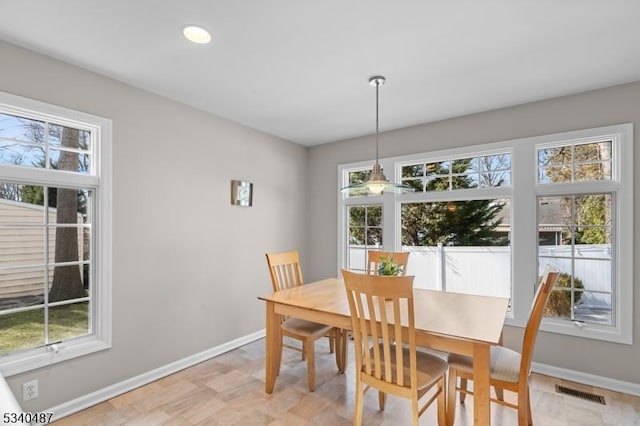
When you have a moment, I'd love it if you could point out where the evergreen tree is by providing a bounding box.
[401,159,508,247]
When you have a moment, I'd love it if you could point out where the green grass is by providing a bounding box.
[0,303,89,354]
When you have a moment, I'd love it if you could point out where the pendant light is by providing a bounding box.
[340,76,415,196]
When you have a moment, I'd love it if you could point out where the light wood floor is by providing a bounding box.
[53,338,640,425]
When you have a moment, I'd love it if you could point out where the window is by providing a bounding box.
[347,204,382,272]
[0,91,112,375]
[400,199,511,298]
[535,135,627,337]
[338,124,632,344]
[538,194,612,325]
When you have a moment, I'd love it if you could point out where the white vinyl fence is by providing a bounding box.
[349,244,612,308]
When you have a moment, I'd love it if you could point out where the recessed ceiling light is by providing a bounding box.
[183,25,211,44]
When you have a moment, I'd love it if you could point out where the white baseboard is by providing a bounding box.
[46,329,266,423]
[532,361,640,397]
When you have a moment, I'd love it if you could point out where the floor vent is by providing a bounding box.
[555,385,606,405]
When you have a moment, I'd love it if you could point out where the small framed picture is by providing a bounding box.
[231,180,253,207]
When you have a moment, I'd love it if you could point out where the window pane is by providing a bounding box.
[574,193,611,242]
[574,141,611,161]
[367,227,382,246]
[0,143,45,168]
[402,164,423,178]
[574,162,611,182]
[539,196,571,226]
[349,206,365,227]
[574,291,612,324]
[545,288,573,320]
[402,178,423,191]
[0,113,45,144]
[48,301,90,342]
[539,165,572,183]
[48,227,86,264]
[0,227,46,268]
[48,265,88,303]
[346,169,371,198]
[349,227,364,245]
[349,170,368,185]
[426,176,450,191]
[426,161,449,176]
[451,174,474,189]
[49,150,90,174]
[479,172,510,187]
[453,158,476,174]
[538,146,572,165]
[47,188,90,221]
[0,267,46,311]
[0,308,45,355]
[367,205,382,227]
[574,259,611,293]
[481,154,511,172]
[48,124,91,151]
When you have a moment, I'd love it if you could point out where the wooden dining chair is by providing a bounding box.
[366,250,410,275]
[265,250,339,391]
[342,269,448,426]
[446,265,560,426]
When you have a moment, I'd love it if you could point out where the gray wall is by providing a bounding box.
[1,40,309,410]
[307,81,640,384]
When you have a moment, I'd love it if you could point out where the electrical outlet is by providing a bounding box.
[22,379,38,401]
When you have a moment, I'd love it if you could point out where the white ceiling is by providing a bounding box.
[1,1,640,146]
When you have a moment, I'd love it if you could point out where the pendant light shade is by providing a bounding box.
[340,76,415,196]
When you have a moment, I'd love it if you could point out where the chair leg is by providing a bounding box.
[517,386,529,426]
[305,338,315,392]
[411,397,420,426]
[459,378,468,403]
[447,369,458,426]
[354,377,364,426]
[378,391,386,411]
[301,341,306,361]
[329,331,335,354]
[336,329,348,373]
[437,377,446,426]
[527,389,533,426]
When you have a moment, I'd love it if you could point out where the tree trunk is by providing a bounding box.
[48,127,86,302]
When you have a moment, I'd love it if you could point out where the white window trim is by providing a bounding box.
[0,91,112,376]
[337,123,633,344]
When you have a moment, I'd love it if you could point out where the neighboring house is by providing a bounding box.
[0,199,83,299]
[494,198,564,245]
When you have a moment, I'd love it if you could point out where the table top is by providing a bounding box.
[259,277,509,345]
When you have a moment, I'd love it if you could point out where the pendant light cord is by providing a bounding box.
[375,80,379,165]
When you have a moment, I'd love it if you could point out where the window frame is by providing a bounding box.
[0,91,112,376]
[337,123,633,344]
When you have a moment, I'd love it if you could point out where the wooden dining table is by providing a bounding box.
[258,277,509,426]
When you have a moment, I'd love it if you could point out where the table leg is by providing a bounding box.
[335,328,348,373]
[472,343,491,426]
[265,301,282,394]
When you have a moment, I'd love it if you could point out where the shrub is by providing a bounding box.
[544,272,584,317]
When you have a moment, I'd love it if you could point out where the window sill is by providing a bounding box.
[0,336,111,377]
[504,316,631,345]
